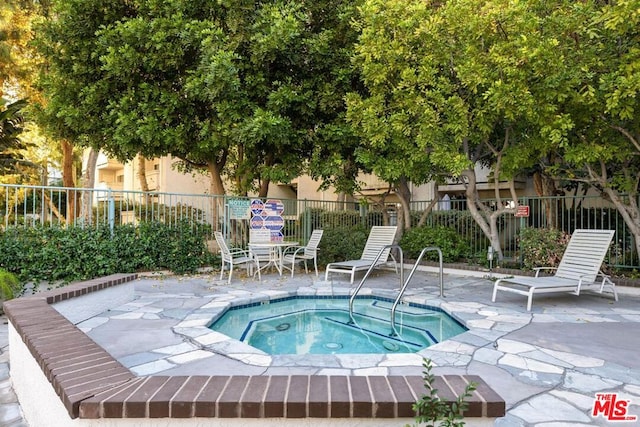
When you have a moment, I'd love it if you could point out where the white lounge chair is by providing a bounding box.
[324,225,398,284]
[492,229,618,311]
[214,231,260,284]
[282,229,324,277]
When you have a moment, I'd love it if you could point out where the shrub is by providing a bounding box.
[0,221,213,288]
[318,226,370,266]
[0,268,21,301]
[320,210,361,229]
[400,226,471,263]
[519,227,570,270]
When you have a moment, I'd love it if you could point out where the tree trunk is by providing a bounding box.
[80,147,98,224]
[533,171,558,228]
[258,178,270,198]
[462,169,497,251]
[587,164,640,263]
[604,187,640,260]
[207,159,226,227]
[417,182,439,227]
[61,139,77,224]
[395,177,412,232]
[136,154,151,205]
[461,168,510,260]
[137,155,150,192]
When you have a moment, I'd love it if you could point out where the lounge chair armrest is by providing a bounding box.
[585,270,613,284]
[533,267,557,277]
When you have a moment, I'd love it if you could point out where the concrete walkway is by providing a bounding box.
[3,268,640,426]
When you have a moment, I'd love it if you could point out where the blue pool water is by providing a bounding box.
[208,297,466,355]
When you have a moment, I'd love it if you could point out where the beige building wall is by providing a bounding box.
[91,152,538,205]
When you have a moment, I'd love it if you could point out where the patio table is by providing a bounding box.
[248,241,299,276]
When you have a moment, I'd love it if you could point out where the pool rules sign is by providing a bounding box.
[250,199,285,242]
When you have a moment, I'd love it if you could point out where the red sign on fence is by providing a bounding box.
[514,205,530,217]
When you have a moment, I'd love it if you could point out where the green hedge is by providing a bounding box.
[0,221,215,289]
[399,225,471,262]
[318,226,371,266]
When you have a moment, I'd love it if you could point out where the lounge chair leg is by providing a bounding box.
[492,280,500,302]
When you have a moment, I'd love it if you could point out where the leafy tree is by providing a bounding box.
[35,0,363,198]
[348,0,608,258]
[0,98,29,175]
[554,0,640,258]
[1,0,61,186]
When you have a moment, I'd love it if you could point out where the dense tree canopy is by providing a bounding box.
[349,0,640,256]
[35,0,363,196]
[16,0,640,258]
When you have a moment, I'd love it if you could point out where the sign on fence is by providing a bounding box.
[228,198,251,220]
[514,205,530,217]
[250,198,285,242]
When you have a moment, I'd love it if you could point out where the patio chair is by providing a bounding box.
[281,229,324,277]
[324,226,398,284]
[214,231,260,284]
[249,229,276,273]
[492,229,618,311]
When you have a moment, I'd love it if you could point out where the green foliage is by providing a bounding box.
[0,268,21,301]
[317,226,370,266]
[400,226,471,263]
[320,210,361,229]
[35,0,364,196]
[409,359,476,427]
[413,210,487,244]
[0,221,214,288]
[0,98,30,175]
[519,227,570,270]
[299,208,386,232]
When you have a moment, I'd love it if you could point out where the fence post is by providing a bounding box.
[518,196,528,268]
[108,189,115,237]
[303,199,310,240]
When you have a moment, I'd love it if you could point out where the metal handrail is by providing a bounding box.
[348,244,404,324]
[390,246,443,334]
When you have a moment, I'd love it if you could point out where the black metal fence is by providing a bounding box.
[1,184,637,270]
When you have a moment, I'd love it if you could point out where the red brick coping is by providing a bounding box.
[3,273,505,420]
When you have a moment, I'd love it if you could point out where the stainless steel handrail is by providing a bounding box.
[390,246,443,334]
[348,244,404,324]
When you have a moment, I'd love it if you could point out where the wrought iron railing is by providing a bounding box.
[1,184,637,269]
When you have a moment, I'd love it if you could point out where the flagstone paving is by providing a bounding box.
[2,267,640,426]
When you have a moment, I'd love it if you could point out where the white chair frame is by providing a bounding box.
[214,231,260,284]
[282,229,324,277]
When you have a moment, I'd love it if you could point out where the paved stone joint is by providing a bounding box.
[3,274,505,421]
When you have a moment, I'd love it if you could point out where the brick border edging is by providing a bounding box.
[3,274,505,420]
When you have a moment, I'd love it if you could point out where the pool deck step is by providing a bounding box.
[3,274,505,421]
